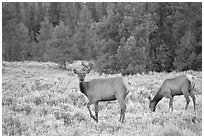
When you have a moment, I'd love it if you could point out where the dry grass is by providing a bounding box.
[2,61,202,136]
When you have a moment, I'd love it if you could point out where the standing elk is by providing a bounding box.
[148,74,196,112]
[73,62,129,123]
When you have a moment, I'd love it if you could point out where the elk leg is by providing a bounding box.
[183,92,190,110]
[94,102,99,122]
[164,89,173,112]
[119,108,124,123]
[169,95,173,113]
[121,104,126,123]
[119,109,122,122]
[117,98,126,123]
[189,91,196,112]
[87,100,97,121]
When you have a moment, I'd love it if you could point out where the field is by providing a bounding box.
[2,61,202,136]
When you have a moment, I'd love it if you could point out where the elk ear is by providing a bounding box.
[86,69,91,74]
[148,96,151,101]
[73,69,78,74]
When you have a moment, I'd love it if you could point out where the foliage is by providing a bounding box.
[35,17,53,61]
[148,3,201,72]
[73,4,94,60]
[3,21,30,61]
[2,2,202,73]
[117,36,147,74]
[48,2,61,27]
[47,21,73,69]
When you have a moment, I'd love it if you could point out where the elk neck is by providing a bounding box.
[79,81,89,96]
[152,90,163,105]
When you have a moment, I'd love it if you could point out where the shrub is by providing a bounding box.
[2,115,29,136]
[33,97,43,106]
[2,97,14,106]
[153,122,186,136]
[72,112,87,122]
[23,105,32,115]
[157,127,183,136]
[68,93,87,108]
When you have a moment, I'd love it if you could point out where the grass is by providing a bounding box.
[2,61,202,136]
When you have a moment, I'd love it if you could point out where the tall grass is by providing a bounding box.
[2,61,202,136]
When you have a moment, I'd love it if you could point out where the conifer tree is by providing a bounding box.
[73,4,93,60]
[47,21,73,69]
[36,17,53,61]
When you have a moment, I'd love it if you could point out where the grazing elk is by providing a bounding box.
[148,74,196,112]
[73,63,129,123]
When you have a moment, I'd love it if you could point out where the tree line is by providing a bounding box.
[2,2,202,73]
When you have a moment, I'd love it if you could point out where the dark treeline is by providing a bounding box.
[2,2,202,73]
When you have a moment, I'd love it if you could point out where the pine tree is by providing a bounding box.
[36,17,53,61]
[47,21,73,69]
[37,17,53,42]
[73,4,93,60]
[172,3,202,71]
[3,3,30,61]
[15,23,30,60]
[48,2,61,27]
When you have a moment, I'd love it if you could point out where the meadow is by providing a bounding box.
[2,61,202,136]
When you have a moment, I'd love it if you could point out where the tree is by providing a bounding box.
[117,36,147,74]
[16,23,30,60]
[60,3,74,33]
[2,3,30,61]
[3,22,30,61]
[148,2,202,72]
[172,3,202,71]
[48,2,61,27]
[94,3,124,73]
[148,3,176,72]
[47,21,73,69]
[73,4,94,60]
[37,17,53,42]
[34,3,46,37]
[36,17,53,61]
[173,31,200,71]
[96,3,124,44]
[95,3,156,74]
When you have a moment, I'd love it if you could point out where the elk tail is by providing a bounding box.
[122,78,130,96]
[186,74,196,89]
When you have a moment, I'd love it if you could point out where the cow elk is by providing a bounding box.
[148,74,196,113]
[73,62,129,123]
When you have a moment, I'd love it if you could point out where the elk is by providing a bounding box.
[148,74,196,112]
[73,63,129,123]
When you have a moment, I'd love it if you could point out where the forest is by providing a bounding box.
[2,2,202,74]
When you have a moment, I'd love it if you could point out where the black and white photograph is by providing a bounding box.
[2,1,202,136]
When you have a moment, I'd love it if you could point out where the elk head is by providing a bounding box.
[73,62,91,81]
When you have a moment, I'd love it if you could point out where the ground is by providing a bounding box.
[2,61,202,136]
